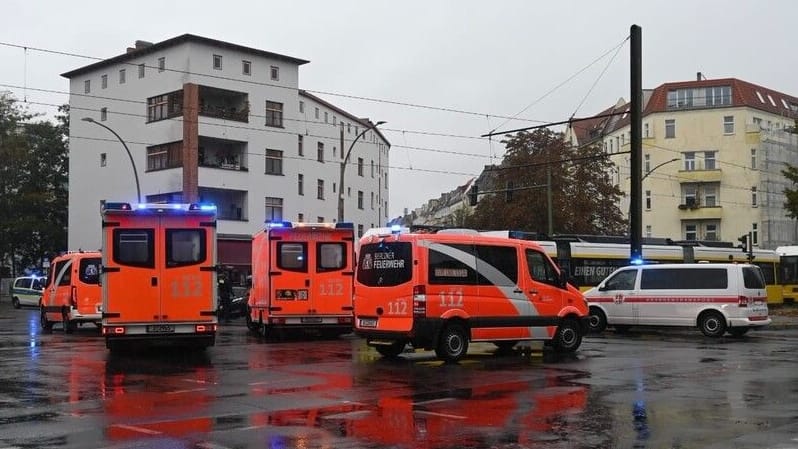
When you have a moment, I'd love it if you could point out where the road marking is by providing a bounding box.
[166,388,208,395]
[248,378,295,386]
[110,424,161,435]
[414,410,467,419]
[413,398,455,406]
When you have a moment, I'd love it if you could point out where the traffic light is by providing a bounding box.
[737,234,748,253]
[469,184,479,206]
[506,181,514,202]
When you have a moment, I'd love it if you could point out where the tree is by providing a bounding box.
[0,93,68,275]
[782,120,798,219]
[466,128,626,235]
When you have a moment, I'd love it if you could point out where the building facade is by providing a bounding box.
[568,76,798,249]
[61,35,390,273]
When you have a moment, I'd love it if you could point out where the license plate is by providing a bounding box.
[298,290,308,300]
[146,324,175,333]
[301,317,322,324]
[359,318,377,328]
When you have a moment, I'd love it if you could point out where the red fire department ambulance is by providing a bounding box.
[247,221,355,338]
[100,202,218,351]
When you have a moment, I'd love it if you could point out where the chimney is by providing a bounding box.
[135,40,154,49]
[696,72,703,81]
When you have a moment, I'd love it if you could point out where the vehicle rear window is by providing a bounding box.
[357,241,412,287]
[278,242,308,272]
[14,278,32,289]
[113,229,155,268]
[317,242,346,272]
[640,267,727,290]
[55,260,72,286]
[166,229,206,267]
[742,266,766,289]
[79,258,101,284]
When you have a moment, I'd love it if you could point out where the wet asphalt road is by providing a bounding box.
[1,302,798,449]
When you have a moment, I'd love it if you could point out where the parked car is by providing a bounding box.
[11,276,44,309]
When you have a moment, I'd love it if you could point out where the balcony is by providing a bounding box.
[198,187,247,221]
[198,86,249,123]
[198,136,248,172]
[677,203,723,220]
[677,168,722,184]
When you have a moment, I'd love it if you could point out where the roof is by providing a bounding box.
[299,90,391,147]
[61,34,309,78]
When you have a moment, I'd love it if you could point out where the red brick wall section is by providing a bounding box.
[182,83,199,202]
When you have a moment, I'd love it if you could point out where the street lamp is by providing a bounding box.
[642,158,679,182]
[81,117,141,203]
[338,120,386,222]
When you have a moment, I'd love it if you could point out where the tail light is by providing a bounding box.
[738,296,749,307]
[102,326,126,335]
[70,286,77,308]
[413,285,426,317]
[195,324,217,333]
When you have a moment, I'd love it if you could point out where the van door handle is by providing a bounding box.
[151,277,158,287]
[528,289,539,295]
[513,288,523,294]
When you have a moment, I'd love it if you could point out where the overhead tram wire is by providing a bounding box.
[570,37,628,120]
[480,111,628,138]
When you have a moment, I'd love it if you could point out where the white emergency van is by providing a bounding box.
[584,263,770,337]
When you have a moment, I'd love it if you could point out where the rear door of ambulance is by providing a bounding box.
[160,212,217,325]
[268,226,312,322]
[308,227,354,321]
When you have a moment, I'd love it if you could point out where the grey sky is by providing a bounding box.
[1,0,796,219]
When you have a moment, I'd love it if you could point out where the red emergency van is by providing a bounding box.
[247,221,355,338]
[100,202,218,351]
[355,228,590,362]
[40,251,102,333]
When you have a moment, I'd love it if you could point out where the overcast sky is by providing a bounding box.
[2,0,796,219]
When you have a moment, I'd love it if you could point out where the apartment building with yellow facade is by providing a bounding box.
[568,75,798,249]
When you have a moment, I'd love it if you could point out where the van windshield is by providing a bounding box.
[357,241,412,287]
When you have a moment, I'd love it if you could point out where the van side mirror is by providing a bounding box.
[598,284,608,292]
[558,270,569,289]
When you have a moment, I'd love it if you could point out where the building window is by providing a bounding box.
[347,187,351,197]
[751,148,757,169]
[684,152,695,171]
[265,101,283,127]
[84,80,90,93]
[298,135,304,156]
[357,157,364,176]
[299,101,304,114]
[752,187,758,207]
[265,197,283,222]
[119,69,126,84]
[644,122,650,138]
[333,115,337,125]
[723,115,734,134]
[685,224,697,241]
[146,90,184,122]
[146,141,183,171]
[265,149,283,175]
[100,107,108,121]
[645,190,651,210]
[665,119,675,139]
[315,107,320,120]
[324,111,328,123]
[609,139,613,152]
[317,142,324,162]
[644,154,650,174]
[370,192,375,209]
[357,191,364,210]
[705,223,718,241]
[706,86,731,106]
[371,160,375,178]
[100,153,107,167]
[270,66,279,81]
[242,60,251,76]
[297,213,304,223]
[213,54,223,70]
[319,216,325,223]
[317,179,325,200]
[683,184,698,207]
[384,201,388,218]
[667,89,693,109]
[138,63,145,78]
[645,225,652,238]
[357,224,364,237]
[158,57,165,72]
[752,223,759,245]
[704,184,717,207]
[298,174,304,196]
[348,123,351,134]
[101,74,108,89]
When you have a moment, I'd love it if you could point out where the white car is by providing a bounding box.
[11,276,44,309]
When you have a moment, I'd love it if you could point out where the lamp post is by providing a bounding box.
[338,120,386,223]
[630,157,679,231]
[82,117,141,203]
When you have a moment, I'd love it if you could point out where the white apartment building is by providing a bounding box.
[568,76,798,249]
[61,34,390,273]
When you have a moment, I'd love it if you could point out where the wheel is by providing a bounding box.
[40,309,54,333]
[64,320,78,334]
[12,297,21,309]
[435,323,469,363]
[728,328,750,337]
[551,319,583,353]
[699,311,726,337]
[493,341,518,351]
[375,340,405,358]
[588,306,607,334]
[245,311,256,331]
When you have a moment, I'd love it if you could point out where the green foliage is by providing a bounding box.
[466,128,626,235]
[782,163,798,219]
[0,93,68,275]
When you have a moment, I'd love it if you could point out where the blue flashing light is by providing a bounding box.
[103,202,132,211]
[335,222,354,229]
[630,257,645,265]
[390,224,402,234]
[266,220,293,229]
[198,204,216,211]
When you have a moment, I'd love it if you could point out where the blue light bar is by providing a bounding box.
[335,222,354,229]
[266,221,293,229]
[390,224,402,234]
[630,257,644,265]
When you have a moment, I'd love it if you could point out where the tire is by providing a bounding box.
[12,297,21,309]
[699,311,727,337]
[728,328,750,337]
[551,319,583,353]
[435,323,469,363]
[588,307,608,334]
[64,320,78,334]
[375,340,405,358]
[245,311,256,331]
[40,309,54,333]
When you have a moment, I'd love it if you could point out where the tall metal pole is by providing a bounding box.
[338,121,386,223]
[81,117,141,203]
[629,24,643,263]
